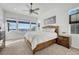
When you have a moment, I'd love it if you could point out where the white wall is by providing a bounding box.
[39,4,79,49]
[71,34,79,48]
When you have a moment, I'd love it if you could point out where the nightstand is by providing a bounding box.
[57,35,70,48]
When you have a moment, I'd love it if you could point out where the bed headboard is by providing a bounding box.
[42,26,59,35]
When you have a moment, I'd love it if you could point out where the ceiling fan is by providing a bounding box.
[23,3,39,15]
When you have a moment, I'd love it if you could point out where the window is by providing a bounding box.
[69,13,79,34]
[71,23,79,34]
[69,13,79,24]
[69,7,79,34]
[7,20,37,32]
[71,24,76,34]
[31,23,37,31]
[7,20,16,31]
[18,21,30,31]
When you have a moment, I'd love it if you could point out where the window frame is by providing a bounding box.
[18,21,30,31]
[7,20,17,32]
[30,22,37,31]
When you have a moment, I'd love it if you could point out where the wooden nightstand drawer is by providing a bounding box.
[57,35,70,48]
[58,37,63,39]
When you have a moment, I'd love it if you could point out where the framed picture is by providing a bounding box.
[44,16,56,25]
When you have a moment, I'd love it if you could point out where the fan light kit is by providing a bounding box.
[23,3,39,15]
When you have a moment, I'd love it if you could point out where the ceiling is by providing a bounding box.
[0,3,79,17]
[0,3,57,16]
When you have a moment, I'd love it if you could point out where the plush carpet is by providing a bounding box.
[0,39,79,55]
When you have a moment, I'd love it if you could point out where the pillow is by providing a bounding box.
[52,28,56,32]
[47,28,56,33]
[43,28,56,33]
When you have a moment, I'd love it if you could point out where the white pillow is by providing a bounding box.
[48,28,55,32]
[43,28,56,33]
[52,28,56,32]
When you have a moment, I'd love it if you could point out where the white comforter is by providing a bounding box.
[24,31,57,50]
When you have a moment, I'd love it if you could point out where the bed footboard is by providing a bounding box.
[24,37,57,54]
[33,39,57,54]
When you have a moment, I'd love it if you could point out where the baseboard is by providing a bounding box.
[71,46,79,50]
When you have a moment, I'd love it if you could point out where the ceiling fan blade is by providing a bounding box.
[33,8,39,11]
[33,12,38,15]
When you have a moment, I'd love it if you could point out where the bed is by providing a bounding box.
[24,26,59,54]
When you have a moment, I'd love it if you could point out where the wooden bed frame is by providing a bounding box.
[24,26,59,54]
[32,39,57,54]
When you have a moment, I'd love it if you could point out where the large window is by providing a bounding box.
[7,20,37,32]
[69,7,79,34]
[7,20,16,31]
[18,21,30,31]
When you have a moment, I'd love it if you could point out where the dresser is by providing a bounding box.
[57,35,70,48]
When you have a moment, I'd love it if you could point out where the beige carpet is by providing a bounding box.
[0,39,79,55]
